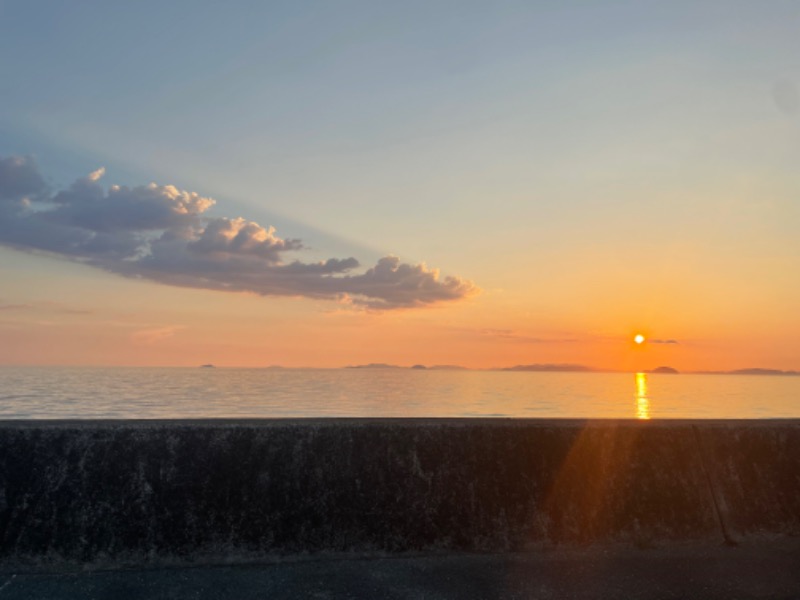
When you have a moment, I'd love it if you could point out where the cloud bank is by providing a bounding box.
[0,156,477,310]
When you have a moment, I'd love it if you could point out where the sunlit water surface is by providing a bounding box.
[0,367,798,419]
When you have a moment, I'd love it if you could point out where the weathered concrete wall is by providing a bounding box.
[0,419,798,569]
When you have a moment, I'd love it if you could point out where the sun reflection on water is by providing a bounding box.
[635,372,650,419]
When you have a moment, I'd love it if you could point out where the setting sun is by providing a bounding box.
[1,3,799,376]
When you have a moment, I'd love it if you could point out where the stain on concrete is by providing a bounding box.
[0,419,797,570]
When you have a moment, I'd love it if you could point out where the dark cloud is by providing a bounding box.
[0,156,478,310]
[46,168,215,233]
[339,256,475,309]
[650,339,679,344]
[0,156,48,208]
[187,217,302,260]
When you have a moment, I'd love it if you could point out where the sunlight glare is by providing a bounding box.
[635,372,650,419]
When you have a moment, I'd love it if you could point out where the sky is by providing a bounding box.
[1,1,799,370]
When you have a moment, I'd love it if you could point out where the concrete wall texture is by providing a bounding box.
[0,419,798,569]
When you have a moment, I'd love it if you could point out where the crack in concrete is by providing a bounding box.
[692,425,737,546]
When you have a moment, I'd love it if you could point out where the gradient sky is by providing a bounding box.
[1,1,799,370]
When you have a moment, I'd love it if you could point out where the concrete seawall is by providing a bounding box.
[0,419,798,570]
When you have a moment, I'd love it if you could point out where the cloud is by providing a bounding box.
[131,326,183,344]
[650,339,679,344]
[0,303,33,311]
[0,155,478,310]
[458,327,578,343]
[0,156,48,209]
[47,175,215,233]
[187,217,302,260]
[0,300,93,315]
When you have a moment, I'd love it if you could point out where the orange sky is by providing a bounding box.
[1,245,796,371]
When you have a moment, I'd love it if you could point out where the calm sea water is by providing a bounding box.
[0,367,798,419]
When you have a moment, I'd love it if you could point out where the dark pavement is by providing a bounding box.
[2,539,799,599]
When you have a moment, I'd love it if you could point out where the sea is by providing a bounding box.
[0,366,797,420]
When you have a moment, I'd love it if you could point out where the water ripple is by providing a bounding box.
[0,367,797,419]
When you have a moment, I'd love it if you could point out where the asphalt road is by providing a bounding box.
[2,540,799,599]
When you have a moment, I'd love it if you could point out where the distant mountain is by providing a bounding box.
[345,363,403,369]
[502,364,591,372]
[199,364,215,368]
[428,365,470,370]
[648,366,679,374]
[691,368,799,376]
[729,368,799,376]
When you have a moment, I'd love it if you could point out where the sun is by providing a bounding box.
[634,334,646,345]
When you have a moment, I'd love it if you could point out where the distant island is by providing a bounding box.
[349,363,591,372]
[692,368,799,376]
[338,363,798,376]
[199,364,215,368]
[502,364,591,372]
[347,363,472,370]
[410,364,470,370]
[729,368,799,376]
[648,366,679,374]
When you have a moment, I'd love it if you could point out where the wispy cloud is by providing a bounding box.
[649,339,679,344]
[470,328,578,344]
[0,156,478,310]
[0,300,93,315]
[131,325,183,344]
[0,303,33,311]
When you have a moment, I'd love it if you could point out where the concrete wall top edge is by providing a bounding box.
[1,417,798,430]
